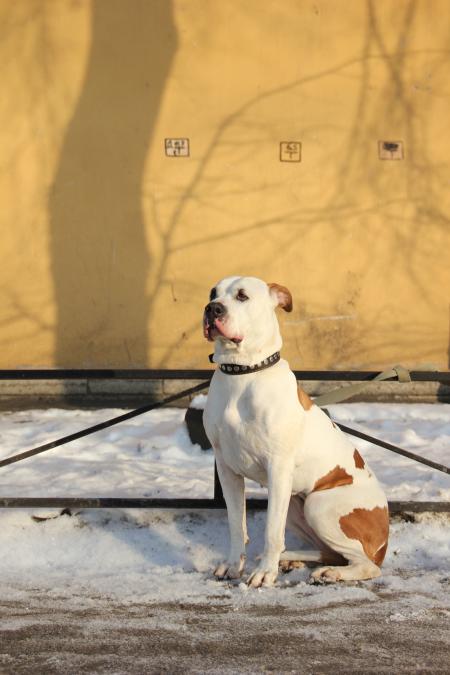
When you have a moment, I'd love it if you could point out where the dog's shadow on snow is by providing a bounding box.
[73,508,234,572]
[75,507,307,577]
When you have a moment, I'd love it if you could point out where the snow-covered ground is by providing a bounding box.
[0,400,449,501]
[0,507,449,608]
[1,509,449,673]
[0,402,448,613]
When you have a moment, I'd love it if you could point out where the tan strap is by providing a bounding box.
[312,365,415,407]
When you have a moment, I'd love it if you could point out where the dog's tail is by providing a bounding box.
[280,550,322,562]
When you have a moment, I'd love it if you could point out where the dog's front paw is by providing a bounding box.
[214,555,245,580]
[247,565,278,588]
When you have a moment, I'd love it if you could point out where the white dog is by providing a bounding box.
[203,276,389,588]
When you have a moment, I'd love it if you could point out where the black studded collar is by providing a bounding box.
[209,351,281,375]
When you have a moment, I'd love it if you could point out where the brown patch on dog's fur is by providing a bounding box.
[353,448,365,469]
[268,283,293,312]
[313,466,353,492]
[298,387,313,411]
[339,506,389,566]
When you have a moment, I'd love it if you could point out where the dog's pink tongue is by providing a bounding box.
[214,319,242,343]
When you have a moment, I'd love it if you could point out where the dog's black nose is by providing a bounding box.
[205,301,226,318]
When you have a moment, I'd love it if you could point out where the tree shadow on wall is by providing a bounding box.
[49,0,176,368]
[150,0,450,371]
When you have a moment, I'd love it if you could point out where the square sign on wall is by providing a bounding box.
[280,142,302,162]
[165,138,190,157]
[378,140,404,160]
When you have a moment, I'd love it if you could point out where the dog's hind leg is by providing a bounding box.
[281,495,347,571]
[303,488,389,583]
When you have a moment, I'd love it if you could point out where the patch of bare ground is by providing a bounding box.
[0,593,448,674]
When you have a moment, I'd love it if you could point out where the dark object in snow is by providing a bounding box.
[32,507,74,522]
[185,407,212,450]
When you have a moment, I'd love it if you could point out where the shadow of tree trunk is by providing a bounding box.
[49,0,176,367]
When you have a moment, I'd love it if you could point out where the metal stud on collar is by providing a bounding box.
[216,351,281,375]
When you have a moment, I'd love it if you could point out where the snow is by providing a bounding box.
[0,407,214,499]
[0,508,449,612]
[0,402,448,609]
[0,401,448,501]
[328,402,450,502]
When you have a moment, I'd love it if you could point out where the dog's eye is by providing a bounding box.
[236,289,249,302]
[209,288,217,301]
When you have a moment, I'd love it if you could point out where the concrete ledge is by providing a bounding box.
[0,378,447,410]
[0,380,88,396]
[162,379,208,408]
[88,379,163,397]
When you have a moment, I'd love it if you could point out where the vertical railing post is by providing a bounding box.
[213,460,225,507]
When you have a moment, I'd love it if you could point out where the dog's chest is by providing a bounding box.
[217,399,268,478]
[204,374,296,484]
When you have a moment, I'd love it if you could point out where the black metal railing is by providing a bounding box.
[0,369,448,513]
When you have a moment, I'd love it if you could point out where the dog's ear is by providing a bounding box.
[268,283,293,312]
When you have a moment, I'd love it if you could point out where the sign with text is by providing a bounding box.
[280,142,302,162]
[165,138,190,157]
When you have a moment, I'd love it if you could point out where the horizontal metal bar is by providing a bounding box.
[0,369,214,381]
[0,369,448,382]
[0,497,448,513]
[0,498,223,509]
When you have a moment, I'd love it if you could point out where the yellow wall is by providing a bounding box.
[1,0,449,369]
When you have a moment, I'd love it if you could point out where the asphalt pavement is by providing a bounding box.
[1,585,449,674]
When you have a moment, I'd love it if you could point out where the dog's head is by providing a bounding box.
[203,276,292,365]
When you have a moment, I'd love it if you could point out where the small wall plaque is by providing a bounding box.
[165,138,190,157]
[378,140,404,160]
[280,141,302,162]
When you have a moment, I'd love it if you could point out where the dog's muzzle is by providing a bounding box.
[203,302,228,342]
[203,302,243,343]
[204,301,227,322]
